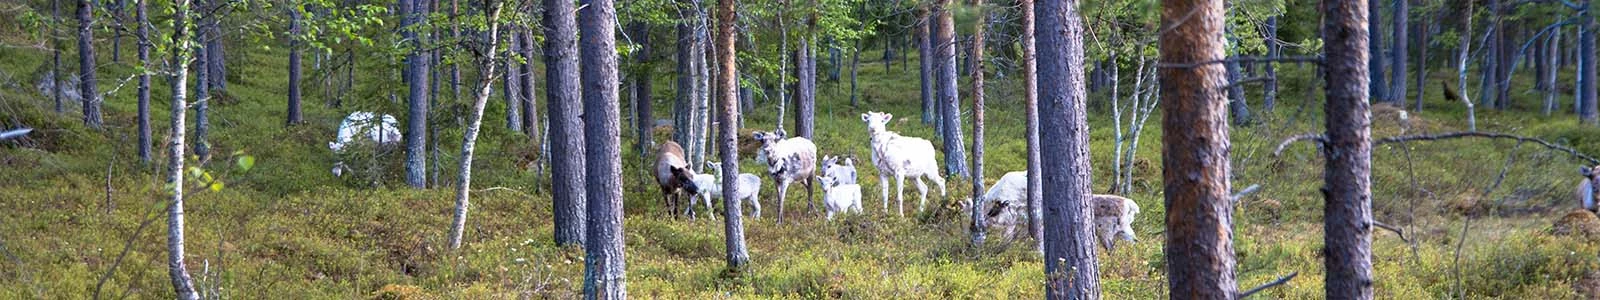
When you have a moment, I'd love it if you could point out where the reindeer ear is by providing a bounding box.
[1585,166,1594,177]
[861,113,870,122]
[884,113,892,123]
[843,158,854,166]
[775,129,787,139]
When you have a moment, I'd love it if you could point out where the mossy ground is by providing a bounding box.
[5,18,1600,299]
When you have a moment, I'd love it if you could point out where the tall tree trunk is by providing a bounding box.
[919,6,935,124]
[195,32,211,163]
[404,0,431,189]
[1226,58,1250,125]
[1323,0,1375,298]
[714,0,750,270]
[1457,0,1477,130]
[968,0,987,248]
[546,0,587,247]
[166,0,198,297]
[1415,20,1429,112]
[521,31,538,138]
[1368,0,1388,103]
[78,0,102,128]
[934,0,968,178]
[447,0,507,252]
[795,27,817,139]
[136,0,151,162]
[1391,0,1408,105]
[1021,0,1043,253]
[52,0,62,113]
[849,3,864,108]
[506,42,523,132]
[1264,16,1279,112]
[631,22,653,155]
[1160,0,1237,297]
[1038,0,1099,297]
[1546,29,1560,116]
[287,7,303,125]
[1584,6,1598,124]
[204,0,225,92]
[580,0,626,297]
[776,2,789,131]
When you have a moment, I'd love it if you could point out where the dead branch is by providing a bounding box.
[1373,220,1421,262]
[1272,133,1326,157]
[1231,184,1262,204]
[1374,131,1599,165]
[1238,271,1299,299]
[0,127,31,141]
[93,204,163,300]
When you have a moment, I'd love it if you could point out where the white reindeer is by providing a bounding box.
[688,161,764,219]
[821,155,859,186]
[1579,165,1599,213]
[753,129,818,223]
[329,111,402,177]
[966,171,1142,252]
[860,111,946,216]
[818,175,863,221]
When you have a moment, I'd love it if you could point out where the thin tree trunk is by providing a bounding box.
[1264,16,1279,111]
[136,0,151,162]
[545,0,586,246]
[1458,0,1477,131]
[580,0,626,297]
[777,2,789,131]
[1160,0,1237,297]
[849,3,864,108]
[631,22,653,155]
[1392,0,1408,105]
[447,0,507,252]
[1038,0,1099,297]
[919,6,935,124]
[1546,29,1560,116]
[934,0,968,178]
[205,2,225,91]
[1584,8,1599,124]
[78,0,102,128]
[195,33,211,163]
[1021,0,1043,253]
[795,27,817,139]
[1323,0,1375,297]
[1416,20,1429,112]
[506,43,523,132]
[1368,0,1387,103]
[714,0,750,270]
[968,0,987,248]
[52,0,62,114]
[287,7,303,125]
[166,0,198,296]
[404,0,431,188]
[521,30,538,139]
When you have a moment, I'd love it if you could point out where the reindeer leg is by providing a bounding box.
[915,177,929,212]
[805,177,816,217]
[879,174,891,214]
[896,174,907,217]
[776,179,790,224]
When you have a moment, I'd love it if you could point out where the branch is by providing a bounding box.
[1223,76,1274,89]
[1372,220,1412,244]
[1272,133,1326,157]
[1157,56,1323,69]
[1238,271,1299,299]
[1231,184,1262,203]
[1375,131,1599,165]
[0,127,32,141]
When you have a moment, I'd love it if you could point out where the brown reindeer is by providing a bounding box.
[655,141,701,218]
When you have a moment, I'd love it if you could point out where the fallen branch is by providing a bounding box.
[1374,220,1423,263]
[1238,271,1299,299]
[1231,184,1262,203]
[1272,133,1326,157]
[1375,131,1599,164]
[0,127,31,141]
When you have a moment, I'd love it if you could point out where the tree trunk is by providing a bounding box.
[849,4,864,108]
[1458,0,1477,131]
[777,2,789,131]
[1038,0,1099,297]
[1323,0,1375,298]
[919,6,935,124]
[580,0,626,297]
[287,7,303,125]
[136,0,151,162]
[1391,0,1408,105]
[934,0,968,178]
[506,42,523,132]
[52,0,62,114]
[968,0,987,248]
[1415,20,1428,112]
[1264,16,1279,112]
[1368,0,1387,103]
[205,2,225,91]
[1546,28,1560,116]
[1584,7,1598,124]
[1160,0,1237,297]
[166,0,198,297]
[545,0,587,247]
[521,31,538,139]
[631,22,653,155]
[795,33,817,139]
[1226,58,1250,125]
[195,32,211,163]
[447,0,507,252]
[714,0,750,270]
[78,0,102,128]
[1021,0,1043,253]
[404,0,431,189]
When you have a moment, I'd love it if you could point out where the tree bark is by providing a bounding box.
[969,0,987,248]
[919,6,935,124]
[1038,0,1099,297]
[195,31,211,163]
[1367,0,1387,103]
[447,0,507,252]
[1323,0,1375,298]
[631,22,653,155]
[1583,8,1598,124]
[287,7,303,125]
[934,0,968,178]
[795,32,817,139]
[1021,0,1043,253]
[78,0,102,128]
[1546,28,1560,116]
[1391,0,1408,105]
[136,0,151,162]
[580,0,626,297]
[166,0,198,297]
[546,0,587,247]
[520,30,538,138]
[52,0,62,113]
[1415,20,1428,112]
[714,0,750,270]
[404,0,431,189]
[1160,0,1237,298]
[1458,0,1477,130]
[1264,16,1279,112]
[849,2,864,108]
[506,47,522,132]
[204,0,225,91]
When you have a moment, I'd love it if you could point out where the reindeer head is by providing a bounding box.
[752,130,787,163]
[668,165,701,194]
[860,111,893,135]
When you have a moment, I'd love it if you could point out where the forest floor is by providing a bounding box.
[7,24,1600,298]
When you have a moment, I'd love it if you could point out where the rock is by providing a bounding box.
[1553,209,1600,240]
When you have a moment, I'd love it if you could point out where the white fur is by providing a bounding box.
[971,171,1141,252]
[819,176,863,220]
[821,155,859,186]
[329,111,403,177]
[1580,166,1598,212]
[754,130,818,221]
[861,112,946,216]
[689,163,765,219]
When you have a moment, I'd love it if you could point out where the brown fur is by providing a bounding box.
[655,141,699,218]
